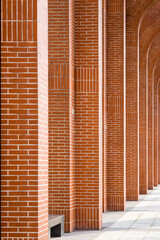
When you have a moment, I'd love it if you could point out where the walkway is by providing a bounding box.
[57,186,160,240]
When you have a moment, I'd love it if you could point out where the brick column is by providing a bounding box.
[102,0,107,213]
[153,64,160,186]
[154,81,158,186]
[106,0,126,210]
[139,33,160,194]
[1,0,48,239]
[148,71,154,189]
[139,42,148,194]
[158,84,160,184]
[139,55,148,194]
[75,0,103,229]
[126,30,139,200]
[48,0,76,232]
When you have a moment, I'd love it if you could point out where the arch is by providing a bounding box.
[127,0,160,30]
[139,6,160,191]
[126,0,160,200]
[140,19,160,48]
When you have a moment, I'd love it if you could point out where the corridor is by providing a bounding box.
[59,186,160,240]
[1,0,160,238]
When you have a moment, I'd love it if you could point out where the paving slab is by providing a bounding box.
[54,186,160,240]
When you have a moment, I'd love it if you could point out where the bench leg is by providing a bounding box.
[50,224,61,237]
[48,228,51,240]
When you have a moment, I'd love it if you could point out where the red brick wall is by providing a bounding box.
[74,0,103,229]
[48,0,103,231]
[138,3,160,193]
[154,81,158,187]
[153,61,160,186]
[145,5,160,189]
[102,0,107,213]
[75,1,98,68]
[1,0,160,236]
[1,0,48,239]
[125,0,159,201]
[148,64,155,189]
[159,84,160,184]
[106,0,126,211]
[139,19,149,195]
[126,31,139,200]
[48,0,76,232]
[139,51,148,194]
[146,32,160,188]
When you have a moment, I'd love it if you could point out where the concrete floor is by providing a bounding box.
[56,186,160,240]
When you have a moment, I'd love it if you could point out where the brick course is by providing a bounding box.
[139,4,160,193]
[159,84,160,184]
[1,0,48,239]
[75,0,103,229]
[106,0,126,211]
[48,0,76,232]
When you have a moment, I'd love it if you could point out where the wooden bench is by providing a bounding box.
[48,215,64,239]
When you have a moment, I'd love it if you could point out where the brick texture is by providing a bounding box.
[75,0,103,229]
[106,0,126,210]
[1,0,48,239]
[154,80,158,187]
[48,0,76,232]
[102,0,107,213]
[159,84,160,184]
[1,0,160,237]
[139,3,160,193]
[126,0,160,200]
[153,59,160,186]
[126,18,139,202]
[147,33,160,188]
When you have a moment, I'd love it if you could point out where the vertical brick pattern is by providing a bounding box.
[147,72,154,189]
[126,32,139,200]
[147,55,160,189]
[139,53,148,194]
[127,1,160,198]
[138,4,160,194]
[139,39,148,194]
[158,85,160,184]
[75,68,102,229]
[125,0,160,201]
[153,63,160,186]
[106,0,126,210]
[2,0,160,236]
[154,82,158,187]
[1,0,48,239]
[102,0,107,212]
[75,0,103,229]
[48,0,76,232]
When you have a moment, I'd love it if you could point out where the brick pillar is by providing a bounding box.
[106,0,126,210]
[75,0,103,229]
[139,49,148,194]
[148,71,154,189]
[102,0,107,213]
[154,65,160,186]
[154,81,158,186]
[48,0,76,232]
[126,30,139,200]
[1,0,48,239]
[158,85,160,184]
